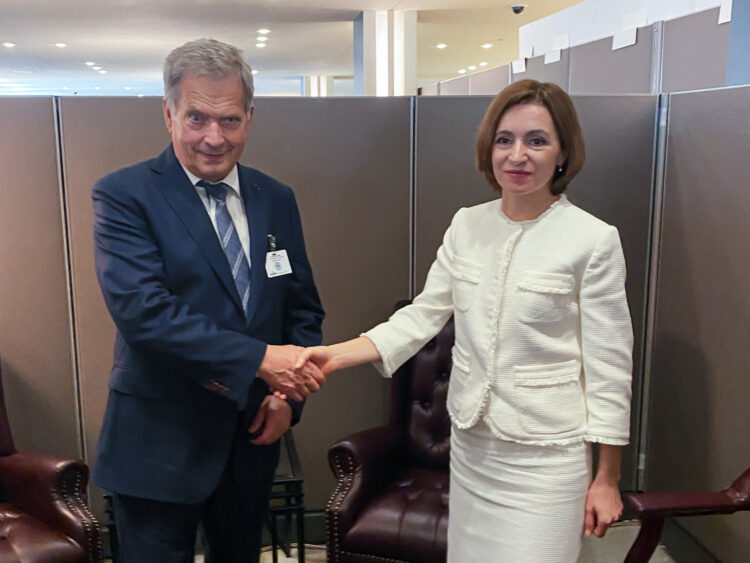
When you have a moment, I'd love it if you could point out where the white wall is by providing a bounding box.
[519,0,731,57]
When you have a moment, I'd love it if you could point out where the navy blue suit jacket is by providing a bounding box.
[92,145,324,503]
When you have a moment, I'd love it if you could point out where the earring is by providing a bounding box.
[556,164,564,174]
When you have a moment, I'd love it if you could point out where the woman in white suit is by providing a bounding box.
[296,79,633,562]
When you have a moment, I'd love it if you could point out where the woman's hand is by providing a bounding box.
[584,477,622,537]
[294,345,340,376]
[584,443,623,538]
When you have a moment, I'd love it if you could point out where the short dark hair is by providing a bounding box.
[475,79,585,195]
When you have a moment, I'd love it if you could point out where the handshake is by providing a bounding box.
[257,337,379,401]
[256,343,338,402]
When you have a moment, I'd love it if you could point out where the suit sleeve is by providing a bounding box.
[580,226,633,445]
[93,177,267,410]
[279,188,325,424]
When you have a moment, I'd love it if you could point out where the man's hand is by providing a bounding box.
[248,395,292,445]
[257,344,325,401]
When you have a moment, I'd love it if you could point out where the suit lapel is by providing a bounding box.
[239,166,270,323]
[151,146,245,315]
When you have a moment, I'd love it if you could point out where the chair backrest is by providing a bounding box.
[0,358,16,457]
[390,309,453,471]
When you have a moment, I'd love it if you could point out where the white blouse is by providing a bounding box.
[365,195,633,446]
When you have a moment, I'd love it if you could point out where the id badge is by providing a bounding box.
[265,250,292,278]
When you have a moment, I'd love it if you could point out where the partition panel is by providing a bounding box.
[661,7,730,92]
[469,65,510,95]
[511,50,570,91]
[59,96,410,519]
[242,97,411,509]
[648,86,750,561]
[415,95,659,491]
[59,97,172,523]
[0,98,79,458]
[569,26,654,94]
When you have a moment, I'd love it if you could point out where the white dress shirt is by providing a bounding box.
[181,164,251,264]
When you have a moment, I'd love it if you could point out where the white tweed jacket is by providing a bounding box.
[365,195,633,446]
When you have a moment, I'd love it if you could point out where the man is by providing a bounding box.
[92,38,325,561]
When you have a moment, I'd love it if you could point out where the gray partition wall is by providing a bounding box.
[569,25,655,94]
[510,50,570,91]
[648,86,750,561]
[242,97,412,508]
[58,96,410,520]
[0,98,80,459]
[415,95,659,491]
[661,7,730,92]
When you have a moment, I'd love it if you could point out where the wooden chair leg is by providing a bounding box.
[624,517,665,563]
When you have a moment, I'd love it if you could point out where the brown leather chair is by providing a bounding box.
[624,466,750,562]
[326,304,452,563]
[0,359,102,562]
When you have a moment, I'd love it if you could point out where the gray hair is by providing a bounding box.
[163,38,254,114]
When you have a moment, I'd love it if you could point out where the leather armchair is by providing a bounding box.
[624,466,750,563]
[0,359,102,562]
[327,303,452,563]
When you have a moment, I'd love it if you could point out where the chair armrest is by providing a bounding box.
[327,425,403,543]
[0,451,102,559]
[626,490,737,518]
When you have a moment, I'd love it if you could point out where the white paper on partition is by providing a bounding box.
[544,49,561,64]
[612,28,637,51]
[519,45,534,59]
[511,59,527,74]
[552,33,569,51]
[719,0,733,24]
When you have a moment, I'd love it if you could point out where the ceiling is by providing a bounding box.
[0,0,582,96]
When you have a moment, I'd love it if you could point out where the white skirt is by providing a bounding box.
[448,420,592,563]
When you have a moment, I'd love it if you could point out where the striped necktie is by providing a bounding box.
[197,180,251,316]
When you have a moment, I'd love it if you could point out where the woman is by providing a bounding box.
[296,79,633,561]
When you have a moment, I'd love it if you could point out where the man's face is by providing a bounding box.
[164,73,252,182]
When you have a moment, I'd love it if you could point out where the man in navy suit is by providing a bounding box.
[92,38,325,561]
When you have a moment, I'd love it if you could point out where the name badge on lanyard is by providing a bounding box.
[265,234,293,278]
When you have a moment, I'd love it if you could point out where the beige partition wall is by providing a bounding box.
[58,97,172,521]
[58,96,410,519]
[0,98,79,459]
[415,95,659,491]
[648,86,750,561]
[241,97,411,508]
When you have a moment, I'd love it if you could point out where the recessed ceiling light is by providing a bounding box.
[468,65,477,70]
[479,61,488,67]
[481,43,493,49]
[93,86,101,90]
[124,86,132,90]
[256,37,268,42]
[55,43,67,48]
[62,86,70,90]
[85,61,95,66]
[258,29,270,34]
[436,43,447,49]
[458,69,466,74]
[99,70,107,74]
[93,66,102,70]
[251,70,259,75]
[137,94,144,98]
[3,42,16,48]
[256,43,266,48]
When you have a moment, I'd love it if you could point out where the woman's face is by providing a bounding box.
[491,103,565,199]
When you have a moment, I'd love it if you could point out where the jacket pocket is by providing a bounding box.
[109,366,171,401]
[451,255,481,312]
[513,359,585,435]
[517,271,575,323]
